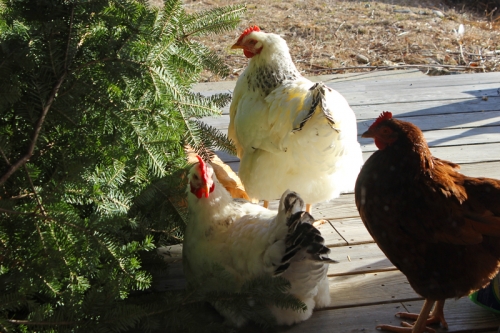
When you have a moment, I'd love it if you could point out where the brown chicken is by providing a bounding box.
[355,111,500,333]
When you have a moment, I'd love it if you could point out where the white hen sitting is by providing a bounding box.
[229,26,363,210]
[183,156,336,327]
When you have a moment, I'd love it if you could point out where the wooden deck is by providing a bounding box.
[166,70,500,332]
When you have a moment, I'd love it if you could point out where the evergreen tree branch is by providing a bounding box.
[0,1,246,330]
[0,146,10,165]
[7,319,77,326]
[182,5,246,39]
[0,73,67,186]
[24,164,46,216]
[65,4,75,70]
[0,207,28,215]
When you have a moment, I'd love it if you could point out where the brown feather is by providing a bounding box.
[355,116,500,301]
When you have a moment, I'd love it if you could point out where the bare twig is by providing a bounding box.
[65,4,75,69]
[307,63,485,73]
[459,42,466,65]
[0,146,10,165]
[0,73,67,186]
[333,21,345,39]
[7,319,77,327]
[0,207,32,215]
[24,164,46,216]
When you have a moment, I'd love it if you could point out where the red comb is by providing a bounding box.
[196,155,208,183]
[237,25,261,43]
[369,111,393,129]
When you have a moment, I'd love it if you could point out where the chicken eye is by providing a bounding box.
[381,127,392,135]
[193,174,199,180]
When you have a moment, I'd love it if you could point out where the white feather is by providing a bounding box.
[183,166,332,326]
[229,31,363,203]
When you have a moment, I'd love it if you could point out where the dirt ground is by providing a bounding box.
[181,0,500,81]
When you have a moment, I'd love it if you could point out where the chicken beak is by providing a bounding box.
[204,184,210,198]
[231,43,244,50]
[361,129,374,138]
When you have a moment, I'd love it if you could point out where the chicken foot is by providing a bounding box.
[306,203,326,227]
[397,300,447,329]
[377,299,437,333]
[306,203,328,227]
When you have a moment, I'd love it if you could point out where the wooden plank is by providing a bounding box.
[315,220,346,247]
[362,142,500,164]
[340,84,500,107]
[359,126,500,149]
[311,194,359,220]
[203,108,500,137]
[192,69,426,94]
[327,243,395,277]
[353,97,500,120]
[156,243,396,292]
[315,160,500,227]
[257,205,346,246]
[279,296,500,333]
[403,298,500,333]
[375,110,500,132]
[206,93,500,117]
[330,73,500,94]
[208,125,500,153]
[216,134,500,166]
[426,143,500,164]
[328,270,419,308]
[154,260,185,291]
[193,71,500,97]
[326,72,500,93]
[155,245,186,291]
[278,303,410,333]
[329,217,373,246]
[278,302,409,333]
[314,69,425,84]
[217,158,500,185]
[460,161,500,178]
[310,160,500,220]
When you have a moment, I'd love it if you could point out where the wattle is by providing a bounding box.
[244,49,256,58]
[374,138,387,150]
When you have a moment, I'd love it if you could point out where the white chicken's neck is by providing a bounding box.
[245,34,301,97]
[187,180,234,229]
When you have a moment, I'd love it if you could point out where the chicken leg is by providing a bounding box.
[306,203,328,227]
[263,200,269,209]
[397,300,447,329]
[376,299,438,333]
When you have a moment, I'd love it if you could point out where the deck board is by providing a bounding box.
[167,70,500,332]
[327,270,419,308]
[279,296,500,333]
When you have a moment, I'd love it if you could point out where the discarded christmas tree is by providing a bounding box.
[0,0,245,331]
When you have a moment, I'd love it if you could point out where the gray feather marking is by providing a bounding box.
[292,83,341,133]
[273,207,338,275]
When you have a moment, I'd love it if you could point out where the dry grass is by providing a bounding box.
[180,0,500,81]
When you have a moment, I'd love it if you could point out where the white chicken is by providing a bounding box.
[183,156,336,326]
[229,26,363,210]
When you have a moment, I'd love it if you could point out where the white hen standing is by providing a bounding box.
[229,26,363,210]
[183,156,336,327]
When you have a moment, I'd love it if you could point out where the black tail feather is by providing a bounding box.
[274,193,338,276]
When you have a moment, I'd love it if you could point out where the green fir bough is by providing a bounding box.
[0,0,244,331]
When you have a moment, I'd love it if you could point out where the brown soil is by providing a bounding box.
[181,0,500,81]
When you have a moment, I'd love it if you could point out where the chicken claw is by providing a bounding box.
[313,219,327,227]
[396,300,447,329]
[376,299,437,333]
[376,324,435,333]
